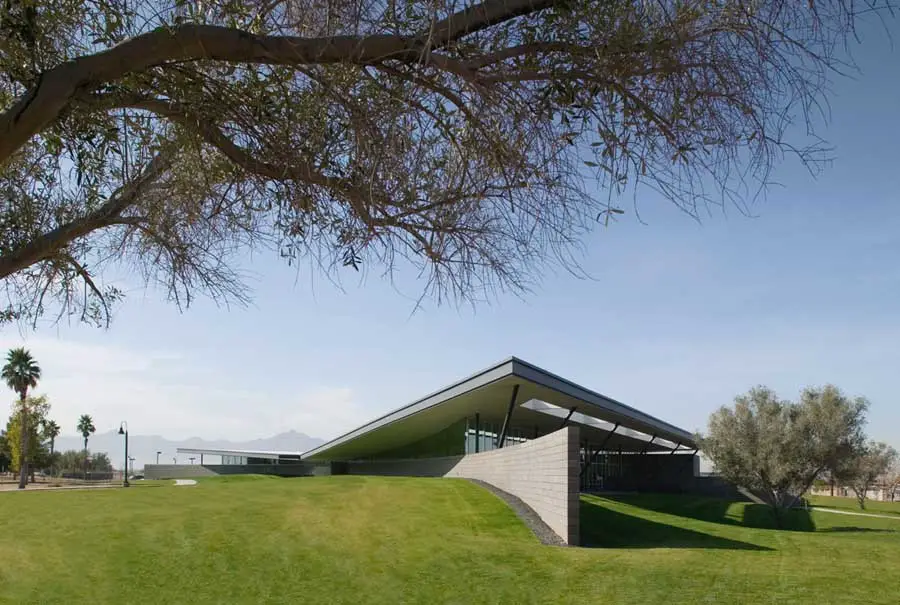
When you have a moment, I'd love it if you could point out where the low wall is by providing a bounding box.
[144,463,332,480]
[346,427,580,545]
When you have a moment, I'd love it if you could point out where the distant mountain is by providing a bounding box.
[52,430,325,471]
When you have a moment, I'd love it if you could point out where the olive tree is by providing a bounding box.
[0,0,890,325]
[699,385,868,524]
[834,441,898,510]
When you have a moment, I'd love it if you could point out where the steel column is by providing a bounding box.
[579,423,620,477]
[496,384,520,449]
[558,406,577,430]
[474,413,480,453]
[669,442,681,455]
[641,435,657,454]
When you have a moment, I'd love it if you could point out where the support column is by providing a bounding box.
[558,407,577,430]
[580,423,620,478]
[474,413,480,453]
[200,453,204,465]
[497,384,520,449]
[669,442,681,455]
[641,435,657,454]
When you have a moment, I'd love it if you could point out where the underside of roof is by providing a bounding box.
[175,447,302,458]
[302,357,697,461]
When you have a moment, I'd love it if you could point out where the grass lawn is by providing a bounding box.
[1,476,898,604]
[808,494,900,516]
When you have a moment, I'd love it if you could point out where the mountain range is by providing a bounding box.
[52,430,325,471]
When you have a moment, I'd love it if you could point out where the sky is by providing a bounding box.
[1,17,898,455]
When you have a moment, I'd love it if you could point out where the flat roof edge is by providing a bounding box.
[301,358,517,458]
[509,358,696,445]
[175,447,303,457]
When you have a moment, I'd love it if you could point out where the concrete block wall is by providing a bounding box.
[446,426,580,545]
[345,426,580,545]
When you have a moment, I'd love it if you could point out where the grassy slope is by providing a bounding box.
[0,476,897,604]
[808,494,900,516]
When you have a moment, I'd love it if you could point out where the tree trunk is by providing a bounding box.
[830,477,834,497]
[17,394,28,490]
[855,486,867,510]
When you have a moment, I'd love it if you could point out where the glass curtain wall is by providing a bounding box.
[464,417,527,454]
[579,448,625,491]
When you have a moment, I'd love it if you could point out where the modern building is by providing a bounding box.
[152,356,701,545]
[174,448,304,465]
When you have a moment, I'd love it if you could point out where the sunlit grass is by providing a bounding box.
[0,476,897,604]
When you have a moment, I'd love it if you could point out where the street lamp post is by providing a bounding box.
[117,421,130,488]
[156,451,162,464]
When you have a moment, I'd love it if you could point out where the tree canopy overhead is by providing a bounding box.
[0,0,889,325]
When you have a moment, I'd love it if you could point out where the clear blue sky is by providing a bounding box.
[3,18,898,450]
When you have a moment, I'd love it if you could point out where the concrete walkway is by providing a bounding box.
[812,507,900,521]
[174,479,197,486]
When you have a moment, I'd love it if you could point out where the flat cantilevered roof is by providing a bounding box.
[176,447,302,458]
[302,357,697,461]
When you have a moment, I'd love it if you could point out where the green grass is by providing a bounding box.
[1,476,898,604]
[808,494,900,516]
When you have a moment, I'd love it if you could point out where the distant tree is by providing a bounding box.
[1,348,42,489]
[57,449,112,474]
[5,395,51,481]
[41,419,61,475]
[834,442,898,510]
[76,414,96,478]
[699,385,868,525]
[0,430,9,473]
[886,461,900,503]
[42,419,60,458]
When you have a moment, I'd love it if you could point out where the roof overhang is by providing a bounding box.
[302,357,696,461]
[176,447,302,458]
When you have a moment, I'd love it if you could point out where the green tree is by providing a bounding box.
[1,348,42,489]
[834,442,898,510]
[76,414,96,477]
[58,449,112,474]
[699,385,868,525]
[0,430,9,473]
[42,418,61,475]
[5,395,51,481]
[42,419,60,458]
[0,0,889,326]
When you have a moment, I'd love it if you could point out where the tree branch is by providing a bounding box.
[0,153,171,279]
[0,0,563,165]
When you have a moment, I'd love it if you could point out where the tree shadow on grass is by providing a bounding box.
[598,493,816,533]
[816,526,896,534]
[580,499,772,551]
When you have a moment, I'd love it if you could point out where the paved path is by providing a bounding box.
[174,479,197,486]
[812,507,900,520]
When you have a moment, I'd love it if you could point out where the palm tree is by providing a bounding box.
[42,419,60,475]
[77,414,96,478]
[1,348,42,489]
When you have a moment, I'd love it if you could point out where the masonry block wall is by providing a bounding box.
[446,426,580,545]
[345,426,581,545]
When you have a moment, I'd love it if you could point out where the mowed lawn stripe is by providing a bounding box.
[0,476,898,604]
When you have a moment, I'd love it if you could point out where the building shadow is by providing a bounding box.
[595,493,816,532]
[579,499,772,551]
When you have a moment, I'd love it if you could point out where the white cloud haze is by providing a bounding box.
[0,336,365,441]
